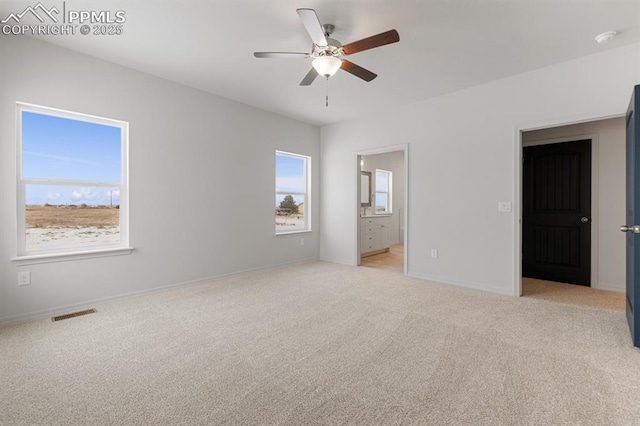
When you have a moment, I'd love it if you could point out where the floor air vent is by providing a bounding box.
[51,308,97,322]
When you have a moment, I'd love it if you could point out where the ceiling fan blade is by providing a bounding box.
[340,60,377,82]
[296,8,328,47]
[342,29,399,55]
[300,68,319,86]
[254,52,309,59]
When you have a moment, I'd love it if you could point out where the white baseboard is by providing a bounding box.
[319,256,355,266]
[320,257,512,297]
[594,282,625,293]
[0,256,319,326]
[407,271,515,297]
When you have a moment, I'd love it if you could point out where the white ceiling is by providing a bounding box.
[3,0,639,126]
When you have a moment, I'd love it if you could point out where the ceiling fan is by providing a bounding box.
[254,8,399,86]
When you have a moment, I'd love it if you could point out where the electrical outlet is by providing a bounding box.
[431,249,438,259]
[300,237,304,246]
[18,271,31,286]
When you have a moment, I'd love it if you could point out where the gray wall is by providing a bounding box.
[0,37,320,323]
[320,43,640,295]
[523,117,626,292]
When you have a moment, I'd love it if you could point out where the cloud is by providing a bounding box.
[46,192,61,200]
[71,187,98,202]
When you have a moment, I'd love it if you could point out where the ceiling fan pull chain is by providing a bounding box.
[325,77,329,107]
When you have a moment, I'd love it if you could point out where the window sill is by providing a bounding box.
[11,247,134,266]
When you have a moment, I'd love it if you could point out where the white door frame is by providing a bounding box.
[355,143,409,275]
[513,112,623,296]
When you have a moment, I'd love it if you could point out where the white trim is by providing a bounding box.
[274,230,313,237]
[358,143,408,156]
[21,179,120,187]
[522,133,600,289]
[408,272,514,297]
[16,105,25,255]
[513,125,522,296]
[356,154,363,265]
[318,256,354,266]
[17,101,129,127]
[513,110,625,297]
[0,256,318,326]
[275,150,311,234]
[12,247,134,265]
[404,145,409,275]
[355,143,409,275]
[597,283,625,293]
[15,102,130,258]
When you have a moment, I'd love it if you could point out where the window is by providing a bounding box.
[16,103,128,257]
[375,169,392,214]
[275,151,310,234]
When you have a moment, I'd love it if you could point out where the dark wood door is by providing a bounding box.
[523,140,592,286]
[625,85,640,347]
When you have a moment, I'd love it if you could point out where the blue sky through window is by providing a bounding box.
[22,111,122,205]
[275,153,306,206]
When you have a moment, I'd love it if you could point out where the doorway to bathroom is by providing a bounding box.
[356,145,408,274]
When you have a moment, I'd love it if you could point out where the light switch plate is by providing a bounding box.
[498,202,512,213]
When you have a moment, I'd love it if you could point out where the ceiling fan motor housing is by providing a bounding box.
[322,24,335,36]
[315,38,342,58]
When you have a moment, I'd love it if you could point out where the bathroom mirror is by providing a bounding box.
[360,171,372,207]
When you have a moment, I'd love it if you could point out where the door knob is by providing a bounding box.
[581,217,589,223]
[620,225,640,233]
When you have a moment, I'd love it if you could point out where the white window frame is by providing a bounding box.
[14,102,130,262]
[275,150,311,235]
[375,169,392,214]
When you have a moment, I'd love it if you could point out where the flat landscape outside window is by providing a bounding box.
[275,151,310,234]
[16,103,129,257]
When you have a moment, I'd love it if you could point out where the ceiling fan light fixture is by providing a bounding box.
[312,56,342,78]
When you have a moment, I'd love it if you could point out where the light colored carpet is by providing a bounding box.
[1,261,639,425]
